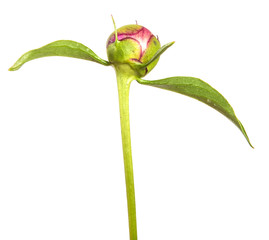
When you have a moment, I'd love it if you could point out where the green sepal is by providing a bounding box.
[128,41,175,77]
[9,40,111,71]
[137,76,253,148]
[139,41,175,68]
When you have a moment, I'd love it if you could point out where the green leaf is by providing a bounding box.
[9,40,111,71]
[137,76,253,148]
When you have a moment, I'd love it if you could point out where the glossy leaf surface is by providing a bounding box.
[9,40,110,71]
[137,76,253,148]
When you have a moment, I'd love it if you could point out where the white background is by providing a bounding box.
[0,0,268,239]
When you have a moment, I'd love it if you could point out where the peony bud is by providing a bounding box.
[106,24,161,77]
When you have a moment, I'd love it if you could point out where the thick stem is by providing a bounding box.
[115,67,137,240]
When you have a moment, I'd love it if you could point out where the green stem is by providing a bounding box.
[115,67,137,240]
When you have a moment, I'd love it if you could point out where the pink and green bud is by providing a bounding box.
[106,24,161,77]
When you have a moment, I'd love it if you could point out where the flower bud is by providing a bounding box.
[106,24,161,77]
